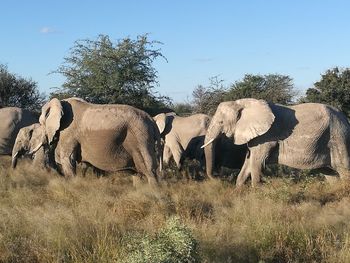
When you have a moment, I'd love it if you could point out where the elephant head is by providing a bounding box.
[12,123,47,168]
[12,97,65,169]
[153,112,177,136]
[202,99,275,147]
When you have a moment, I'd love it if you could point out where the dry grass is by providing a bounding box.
[1,156,350,262]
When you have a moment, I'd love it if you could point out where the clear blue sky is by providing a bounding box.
[1,0,350,102]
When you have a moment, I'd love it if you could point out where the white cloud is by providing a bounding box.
[39,26,57,34]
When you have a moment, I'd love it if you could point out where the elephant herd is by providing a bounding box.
[2,97,350,187]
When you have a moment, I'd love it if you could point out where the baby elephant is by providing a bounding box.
[153,112,210,170]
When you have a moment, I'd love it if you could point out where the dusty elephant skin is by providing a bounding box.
[0,107,38,162]
[203,98,350,186]
[13,98,161,185]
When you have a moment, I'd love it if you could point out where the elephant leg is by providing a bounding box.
[236,154,251,187]
[249,157,263,187]
[132,146,158,186]
[32,147,47,169]
[58,141,78,178]
[132,175,143,187]
[163,145,172,166]
[249,143,276,187]
[170,142,184,169]
[60,155,76,177]
[81,162,88,177]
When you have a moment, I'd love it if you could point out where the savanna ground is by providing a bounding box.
[1,157,350,262]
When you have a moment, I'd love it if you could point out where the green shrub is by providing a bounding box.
[123,217,200,263]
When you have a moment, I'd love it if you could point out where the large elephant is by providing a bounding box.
[0,107,38,158]
[12,97,161,185]
[202,98,350,186]
[153,112,210,169]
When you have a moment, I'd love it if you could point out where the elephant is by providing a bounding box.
[0,107,38,161]
[12,97,162,185]
[153,112,210,170]
[202,98,350,187]
[12,123,105,176]
[12,123,49,169]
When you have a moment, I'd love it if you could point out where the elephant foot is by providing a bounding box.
[132,175,144,188]
[324,175,340,184]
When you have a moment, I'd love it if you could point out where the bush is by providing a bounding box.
[123,217,200,263]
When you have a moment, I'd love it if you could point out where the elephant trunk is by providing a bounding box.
[11,144,21,169]
[204,139,216,179]
[203,123,223,148]
[203,123,223,179]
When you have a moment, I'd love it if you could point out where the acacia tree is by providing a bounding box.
[302,67,350,116]
[52,34,170,109]
[225,74,296,105]
[192,76,227,115]
[0,64,45,111]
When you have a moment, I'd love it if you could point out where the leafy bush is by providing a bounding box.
[122,217,200,263]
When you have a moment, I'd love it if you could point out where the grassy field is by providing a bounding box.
[1,157,350,262]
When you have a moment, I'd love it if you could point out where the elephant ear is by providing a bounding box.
[153,112,176,134]
[154,113,167,134]
[234,99,275,145]
[39,98,63,144]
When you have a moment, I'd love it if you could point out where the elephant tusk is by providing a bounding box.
[29,143,43,155]
[201,138,214,148]
[12,151,18,159]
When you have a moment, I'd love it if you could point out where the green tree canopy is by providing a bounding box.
[0,64,45,111]
[172,102,193,116]
[225,74,296,105]
[192,74,296,116]
[302,67,350,116]
[52,34,170,110]
[192,76,227,115]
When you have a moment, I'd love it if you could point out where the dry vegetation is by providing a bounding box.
[1,157,350,262]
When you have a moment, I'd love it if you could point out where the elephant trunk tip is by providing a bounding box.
[11,152,18,169]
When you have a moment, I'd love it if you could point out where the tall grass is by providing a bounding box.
[1,156,350,262]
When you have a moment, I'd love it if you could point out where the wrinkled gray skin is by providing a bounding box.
[0,107,38,160]
[153,113,210,169]
[204,134,247,179]
[13,98,161,185]
[203,98,350,186]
